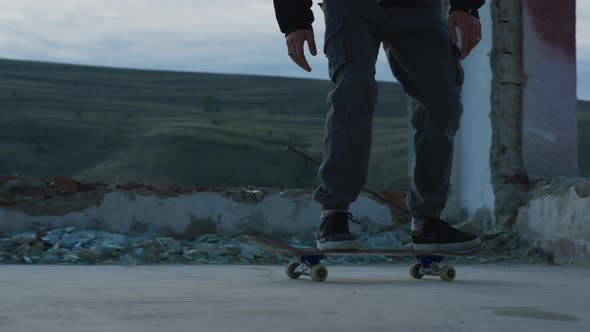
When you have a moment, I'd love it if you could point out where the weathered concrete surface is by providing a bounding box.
[516,177,590,264]
[0,265,587,332]
[0,178,398,238]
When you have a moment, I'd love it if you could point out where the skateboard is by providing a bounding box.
[241,235,482,282]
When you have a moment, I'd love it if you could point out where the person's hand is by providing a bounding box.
[448,11,482,59]
[286,29,317,72]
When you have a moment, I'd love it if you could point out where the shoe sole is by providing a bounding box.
[412,237,482,253]
[316,240,361,250]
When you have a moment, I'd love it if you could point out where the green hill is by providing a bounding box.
[0,59,409,191]
[1,58,588,192]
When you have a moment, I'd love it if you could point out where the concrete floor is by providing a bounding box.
[0,264,587,332]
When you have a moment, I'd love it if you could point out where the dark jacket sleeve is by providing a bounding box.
[273,0,315,36]
[450,0,485,19]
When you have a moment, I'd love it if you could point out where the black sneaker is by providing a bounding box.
[316,212,361,250]
[411,217,482,252]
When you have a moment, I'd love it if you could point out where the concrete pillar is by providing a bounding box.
[454,1,495,225]
[521,0,578,179]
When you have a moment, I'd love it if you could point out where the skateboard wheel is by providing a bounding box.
[286,262,302,279]
[440,265,456,281]
[409,263,424,279]
[310,264,328,282]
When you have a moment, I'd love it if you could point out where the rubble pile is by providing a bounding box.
[0,226,546,265]
[0,228,271,265]
[449,231,546,265]
[0,226,403,265]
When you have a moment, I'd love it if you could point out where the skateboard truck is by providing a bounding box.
[411,255,456,281]
[286,255,328,282]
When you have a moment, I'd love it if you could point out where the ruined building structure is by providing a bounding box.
[430,0,585,262]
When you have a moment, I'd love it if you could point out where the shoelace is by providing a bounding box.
[322,211,361,225]
[345,212,361,225]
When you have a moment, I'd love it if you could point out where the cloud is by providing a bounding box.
[0,0,334,78]
[577,2,590,99]
[0,0,587,98]
[578,3,590,46]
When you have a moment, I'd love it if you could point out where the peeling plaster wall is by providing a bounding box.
[521,0,578,179]
[0,191,394,239]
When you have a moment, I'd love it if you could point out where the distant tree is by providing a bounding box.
[76,111,84,117]
[202,95,215,112]
[212,119,220,125]
[202,95,223,112]
[11,91,17,97]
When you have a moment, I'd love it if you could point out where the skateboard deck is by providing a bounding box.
[241,235,482,282]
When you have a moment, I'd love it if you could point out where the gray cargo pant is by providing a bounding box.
[313,0,465,219]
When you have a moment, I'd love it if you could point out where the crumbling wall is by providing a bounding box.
[0,176,404,264]
[0,176,395,239]
[0,176,547,265]
[516,177,590,264]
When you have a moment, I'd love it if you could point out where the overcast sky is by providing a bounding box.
[0,0,588,100]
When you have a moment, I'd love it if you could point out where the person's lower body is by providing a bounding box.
[313,0,480,251]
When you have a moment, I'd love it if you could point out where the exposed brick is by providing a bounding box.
[51,176,80,194]
[557,238,577,257]
[0,176,18,186]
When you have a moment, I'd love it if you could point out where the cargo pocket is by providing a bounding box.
[324,24,349,83]
[320,1,349,83]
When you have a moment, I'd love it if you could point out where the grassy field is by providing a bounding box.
[1,58,588,192]
[0,59,409,191]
